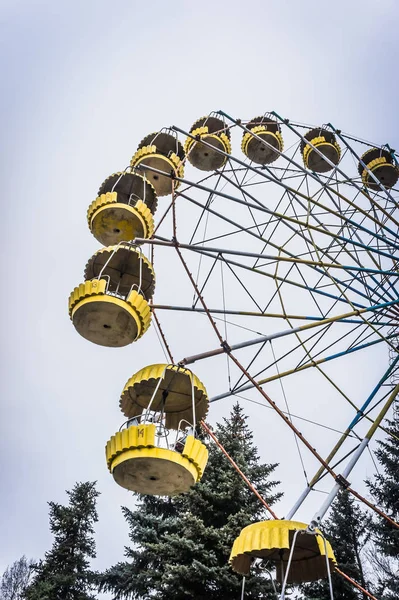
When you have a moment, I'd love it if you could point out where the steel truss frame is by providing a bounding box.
[131,111,399,530]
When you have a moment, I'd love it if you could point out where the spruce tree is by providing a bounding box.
[24,482,99,600]
[302,490,370,600]
[366,408,399,600]
[99,403,282,600]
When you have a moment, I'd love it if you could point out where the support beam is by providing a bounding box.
[151,303,392,325]
[169,299,399,367]
[286,355,399,519]
[309,383,399,529]
[135,237,399,277]
[209,332,398,403]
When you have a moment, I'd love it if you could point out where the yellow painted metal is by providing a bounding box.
[68,279,107,314]
[181,435,209,478]
[71,295,141,346]
[303,136,341,173]
[106,431,207,476]
[130,145,184,196]
[184,126,231,171]
[106,423,156,468]
[126,289,151,334]
[365,383,399,439]
[106,430,208,496]
[120,363,209,429]
[84,244,156,300]
[68,281,151,346]
[112,446,198,476]
[361,156,398,189]
[87,192,154,245]
[184,127,232,155]
[241,126,284,165]
[184,126,205,154]
[98,171,158,215]
[230,520,336,583]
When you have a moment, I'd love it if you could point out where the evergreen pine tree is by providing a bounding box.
[366,408,399,600]
[24,482,99,600]
[99,403,282,600]
[302,490,370,600]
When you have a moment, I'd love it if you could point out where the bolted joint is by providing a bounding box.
[307,519,319,532]
[221,340,231,354]
[335,474,351,489]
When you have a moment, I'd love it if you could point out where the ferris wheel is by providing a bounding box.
[68,110,399,598]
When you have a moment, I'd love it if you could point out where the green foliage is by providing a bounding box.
[366,409,399,599]
[302,490,370,600]
[23,482,99,600]
[99,403,282,600]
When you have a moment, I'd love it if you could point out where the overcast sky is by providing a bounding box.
[1,0,398,595]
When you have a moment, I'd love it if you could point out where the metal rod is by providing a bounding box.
[190,372,196,428]
[170,185,376,308]
[210,333,398,403]
[216,112,399,304]
[178,299,399,366]
[321,535,335,600]
[135,237,399,277]
[240,576,246,600]
[136,132,398,315]
[279,530,300,600]
[200,420,279,519]
[227,350,344,480]
[286,355,399,519]
[223,363,399,526]
[335,568,377,600]
[271,110,399,229]
[213,165,398,308]
[151,191,396,315]
[185,165,399,263]
[151,303,390,325]
[329,123,399,211]
[144,372,165,419]
[309,384,399,530]
[175,245,225,346]
[176,188,396,310]
[176,221,399,528]
[174,240,341,485]
[152,308,175,364]
[218,111,399,236]
[345,484,399,527]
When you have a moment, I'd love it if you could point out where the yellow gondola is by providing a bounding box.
[119,363,209,430]
[301,127,341,173]
[130,130,185,197]
[105,423,208,496]
[84,243,155,301]
[358,147,399,190]
[98,171,158,215]
[105,363,209,496]
[185,116,231,171]
[241,116,283,165]
[87,172,156,246]
[68,278,151,347]
[230,520,336,584]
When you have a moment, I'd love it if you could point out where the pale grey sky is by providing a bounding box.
[1,0,398,594]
